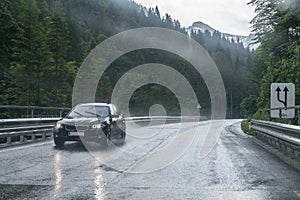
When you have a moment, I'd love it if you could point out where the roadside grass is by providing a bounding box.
[241,120,256,136]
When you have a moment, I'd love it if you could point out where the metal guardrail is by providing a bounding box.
[259,105,300,125]
[0,105,70,146]
[0,118,60,147]
[126,116,206,122]
[250,119,300,157]
[0,118,61,126]
[0,116,204,147]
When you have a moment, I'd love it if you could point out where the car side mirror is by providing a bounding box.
[104,117,112,125]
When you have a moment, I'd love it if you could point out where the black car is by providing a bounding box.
[53,103,126,147]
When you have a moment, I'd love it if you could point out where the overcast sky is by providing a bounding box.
[133,0,256,36]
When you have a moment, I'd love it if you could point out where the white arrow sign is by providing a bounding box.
[270,83,295,118]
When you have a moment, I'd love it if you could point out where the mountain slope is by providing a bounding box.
[187,21,258,49]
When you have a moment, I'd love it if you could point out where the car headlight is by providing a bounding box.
[54,123,63,133]
[92,124,102,129]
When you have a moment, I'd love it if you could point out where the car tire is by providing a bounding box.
[106,127,112,145]
[54,137,65,148]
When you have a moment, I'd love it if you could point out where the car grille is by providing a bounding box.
[65,125,89,132]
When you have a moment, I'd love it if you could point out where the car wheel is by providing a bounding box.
[54,137,65,148]
[106,127,112,145]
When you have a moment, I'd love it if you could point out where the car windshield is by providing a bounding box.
[67,105,109,118]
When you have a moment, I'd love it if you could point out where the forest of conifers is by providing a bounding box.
[0,0,299,119]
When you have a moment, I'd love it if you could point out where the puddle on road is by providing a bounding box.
[0,184,53,199]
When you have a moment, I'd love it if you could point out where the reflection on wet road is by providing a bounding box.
[0,120,299,199]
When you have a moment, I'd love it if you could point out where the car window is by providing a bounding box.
[68,105,109,118]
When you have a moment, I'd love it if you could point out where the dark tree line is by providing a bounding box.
[242,0,300,120]
[190,30,255,118]
[0,0,254,118]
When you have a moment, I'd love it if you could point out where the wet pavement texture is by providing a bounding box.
[0,120,300,200]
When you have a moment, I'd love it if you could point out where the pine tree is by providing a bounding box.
[0,0,17,104]
[9,0,51,106]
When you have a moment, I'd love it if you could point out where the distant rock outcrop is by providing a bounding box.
[187,21,259,50]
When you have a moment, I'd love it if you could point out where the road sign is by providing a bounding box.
[270,83,295,118]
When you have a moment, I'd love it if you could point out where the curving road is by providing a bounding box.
[0,120,300,200]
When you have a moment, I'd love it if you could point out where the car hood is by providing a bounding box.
[58,117,108,125]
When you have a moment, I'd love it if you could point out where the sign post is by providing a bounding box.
[270,83,295,118]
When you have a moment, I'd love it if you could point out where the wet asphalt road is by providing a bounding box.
[0,120,300,200]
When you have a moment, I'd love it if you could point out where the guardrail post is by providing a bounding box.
[275,139,280,149]
[7,137,11,144]
[31,134,36,141]
[20,135,24,143]
[286,144,292,156]
[279,109,282,122]
[280,143,284,151]
[294,147,300,158]
[42,131,46,140]
[298,108,300,126]
[31,109,34,118]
